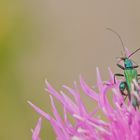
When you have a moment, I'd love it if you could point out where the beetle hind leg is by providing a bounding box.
[119,81,129,106]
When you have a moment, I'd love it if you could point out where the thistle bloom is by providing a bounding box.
[29,66,140,140]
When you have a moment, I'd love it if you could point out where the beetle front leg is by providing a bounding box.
[117,63,125,70]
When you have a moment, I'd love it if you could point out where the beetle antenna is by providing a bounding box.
[106,28,126,57]
[128,48,140,58]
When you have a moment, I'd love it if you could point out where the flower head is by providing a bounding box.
[29,66,140,140]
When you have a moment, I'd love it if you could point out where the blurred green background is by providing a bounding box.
[1,0,140,139]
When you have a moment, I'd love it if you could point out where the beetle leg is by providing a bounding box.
[114,73,124,84]
[137,74,140,85]
[119,81,127,95]
[120,81,130,100]
[119,81,132,106]
[117,63,125,70]
[119,81,128,106]
[133,65,139,68]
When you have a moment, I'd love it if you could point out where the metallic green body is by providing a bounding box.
[124,68,138,92]
[118,58,140,108]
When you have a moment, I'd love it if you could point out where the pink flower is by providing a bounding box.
[28,66,140,140]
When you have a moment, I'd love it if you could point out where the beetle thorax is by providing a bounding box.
[124,58,133,68]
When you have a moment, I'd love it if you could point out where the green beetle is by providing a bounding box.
[114,53,140,108]
[107,28,140,108]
